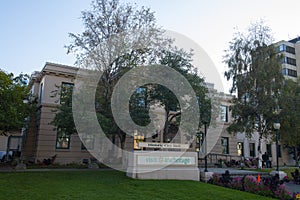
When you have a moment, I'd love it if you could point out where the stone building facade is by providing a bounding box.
[22,62,293,166]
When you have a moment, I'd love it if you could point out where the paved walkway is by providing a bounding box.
[200,167,266,175]
[285,182,300,194]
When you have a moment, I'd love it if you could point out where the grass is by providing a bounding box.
[0,170,275,200]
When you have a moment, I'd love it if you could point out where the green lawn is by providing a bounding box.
[0,170,275,200]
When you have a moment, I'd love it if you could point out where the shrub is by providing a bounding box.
[208,173,222,186]
[243,175,258,193]
[208,174,293,200]
[229,176,243,191]
[293,192,300,200]
[274,184,292,200]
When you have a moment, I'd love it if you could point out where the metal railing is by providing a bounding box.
[199,153,243,168]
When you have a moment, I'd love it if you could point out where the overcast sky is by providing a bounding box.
[1,0,300,92]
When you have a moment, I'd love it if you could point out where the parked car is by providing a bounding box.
[0,151,13,162]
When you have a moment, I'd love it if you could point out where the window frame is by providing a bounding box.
[39,82,44,104]
[266,144,272,157]
[220,105,228,122]
[55,131,71,149]
[286,45,295,54]
[237,142,244,157]
[221,137,229,154]
[60,82,74,105]
[249,143,255,157]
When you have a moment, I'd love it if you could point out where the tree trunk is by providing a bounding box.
[258,134,263,169]
[257,117,263,169]
[295,146,299,167]
[163,106,170,143]
[118,130,126,150]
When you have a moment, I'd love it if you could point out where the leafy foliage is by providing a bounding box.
[0,69,31,134]
[57,0,211,147]
[279,79,300,166]
[147,50,210,141]
[224,21,284,138]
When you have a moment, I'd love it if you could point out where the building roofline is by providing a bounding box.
[40,62,79,78]
[288,37,300,44]
[42,62,78,72]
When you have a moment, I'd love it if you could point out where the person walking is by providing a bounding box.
[262,152,270,168]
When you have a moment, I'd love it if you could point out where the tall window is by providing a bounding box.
[220,105,228,122]
[56,131,70,149]
[55,82,74,149]
[221,137,229,154]
[134,87,147,107]
[60,82,74,104]
[39,82,44,104]
[249,143,255,157]
[279,44,285,52]
[237,142,244,157]
[266,144,272,157]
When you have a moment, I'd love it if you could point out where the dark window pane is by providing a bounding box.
[249,143,255,157]
[221,137,229,154]
[286,46,295,54]
[266,144,272,157]
[56,131,70,149]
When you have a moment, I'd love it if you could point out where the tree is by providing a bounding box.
[0,69,31,134]
[279,79,300,166]
[66,0,169,147]
[64,0,210,149]
[224,21,284,167]
[147,50,210,142]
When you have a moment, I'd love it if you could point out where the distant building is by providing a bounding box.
[275,37,300,80]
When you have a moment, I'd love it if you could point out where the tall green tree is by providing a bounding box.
[147,50,210,142]
[66,0,168,147]
[279,79,300,166]
[224,21,284,167]
[63,0,210,148]
[0,69,31,134]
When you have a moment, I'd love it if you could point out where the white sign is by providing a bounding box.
[137,156,195,165]
[138,142,189,149]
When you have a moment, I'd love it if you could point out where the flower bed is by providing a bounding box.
[208,171,297,200]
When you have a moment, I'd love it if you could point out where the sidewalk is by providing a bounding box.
[285,182,300,194]
[200,167,268,176]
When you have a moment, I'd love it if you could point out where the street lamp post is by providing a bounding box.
[204,122,208,172]
[273,121,280,172]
